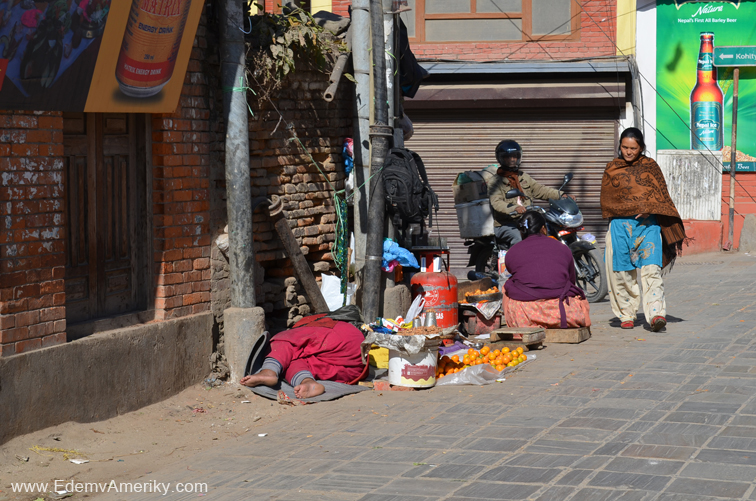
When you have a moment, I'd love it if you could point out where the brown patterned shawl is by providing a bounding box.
[600,155,687,269]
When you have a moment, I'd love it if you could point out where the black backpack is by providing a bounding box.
[383,148,439,230]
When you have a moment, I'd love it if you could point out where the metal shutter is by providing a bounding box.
[405,109,617,276]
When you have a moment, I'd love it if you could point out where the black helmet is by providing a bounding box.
[495,140,522,171]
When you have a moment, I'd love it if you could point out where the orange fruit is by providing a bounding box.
[492,349,501,357]
[480,346,491,356]
[502,347,510,354]
[451,355,460,363]
[517,347,524,354]
[467,348,476,356]
[507,362,515,367]
[495,364,505,372]
[502,355,511,364]
[462,355,471,364]
[438,373,444,378]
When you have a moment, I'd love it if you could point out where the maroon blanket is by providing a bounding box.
[268,321,366,385]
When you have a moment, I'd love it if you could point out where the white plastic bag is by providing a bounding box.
[320,274,355,311]
[435,354,536,386]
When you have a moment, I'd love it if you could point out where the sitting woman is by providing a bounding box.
[503,210,591,329]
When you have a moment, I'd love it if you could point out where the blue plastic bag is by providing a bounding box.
[381,239,419,270]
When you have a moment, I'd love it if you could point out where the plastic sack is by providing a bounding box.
[435,353,536,386]
[343,139,354,174]
[382,239,419,269]
[320,274,356,312]
[382,259,401,273]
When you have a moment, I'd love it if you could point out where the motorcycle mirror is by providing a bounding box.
[558,173,574,192]
[505,189,526,199]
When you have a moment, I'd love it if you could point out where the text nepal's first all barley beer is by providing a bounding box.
[690,32,724,151]
[116,0,192,97]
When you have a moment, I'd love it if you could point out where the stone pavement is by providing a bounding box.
[99,251,756,501]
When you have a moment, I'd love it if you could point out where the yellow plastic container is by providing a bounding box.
[369,346,389,369]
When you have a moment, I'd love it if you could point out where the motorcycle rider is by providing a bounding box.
[488,140,566,248]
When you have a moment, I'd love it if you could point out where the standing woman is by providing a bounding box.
[601,128,687,331]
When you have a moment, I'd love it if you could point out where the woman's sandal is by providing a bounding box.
[621,321,634,329]
[651,316,667,332]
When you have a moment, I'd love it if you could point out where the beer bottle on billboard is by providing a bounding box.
[690,32,724,151]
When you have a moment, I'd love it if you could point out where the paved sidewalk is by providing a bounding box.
[100,252,756,501]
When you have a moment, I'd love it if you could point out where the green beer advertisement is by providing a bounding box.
[656,0,756,165]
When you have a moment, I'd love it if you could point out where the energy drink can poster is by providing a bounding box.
[656,0,756,160]
[0,0,204,112]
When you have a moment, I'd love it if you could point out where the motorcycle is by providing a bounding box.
[465,173,608,303]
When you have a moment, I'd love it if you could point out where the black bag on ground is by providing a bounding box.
[383,148,439,230]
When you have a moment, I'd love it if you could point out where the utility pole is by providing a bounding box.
[351,0,371,273]
[362,0,392,322]
[220,0,265,385]
[220,0,255,308]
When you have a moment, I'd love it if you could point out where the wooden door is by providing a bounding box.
[63,113,143,324]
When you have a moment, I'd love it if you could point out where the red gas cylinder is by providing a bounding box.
[410,271,458,329]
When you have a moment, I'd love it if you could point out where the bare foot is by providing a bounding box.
[240,369,278,388]
[293,378,325,399]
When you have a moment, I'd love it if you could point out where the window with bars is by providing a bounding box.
[400,0,580,43]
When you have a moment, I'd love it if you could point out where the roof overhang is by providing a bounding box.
[404,58,631,110]
[419,58,632,76]
[404,81,626,110]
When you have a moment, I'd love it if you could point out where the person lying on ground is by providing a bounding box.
[503,210,591,329]
[240,313,367,399]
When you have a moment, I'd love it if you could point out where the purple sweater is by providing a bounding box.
[504,234,585,326]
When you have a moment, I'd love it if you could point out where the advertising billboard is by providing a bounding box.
[656,0,756,167]
[0,0,204,112]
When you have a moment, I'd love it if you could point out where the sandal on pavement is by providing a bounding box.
[621,321,634,329]
[651,316,667,332]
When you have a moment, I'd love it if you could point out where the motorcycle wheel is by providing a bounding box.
[574,248,608,303]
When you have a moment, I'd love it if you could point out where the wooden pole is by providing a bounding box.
[729,68,739,249]
[269,196,330,314]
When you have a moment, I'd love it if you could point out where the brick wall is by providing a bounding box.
[331,0,350,17]
[722,172,756,248]
[1,12,351,356]
[0,111,67,356]
[210,61,352,333]
[150,18,215,322]
[411,0,617,61]
[261,0,350,17]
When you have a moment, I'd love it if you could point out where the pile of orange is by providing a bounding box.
[464,286,499,298]
[435,345,527,379]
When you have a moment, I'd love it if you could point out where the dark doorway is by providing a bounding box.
[63,113,151,328]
